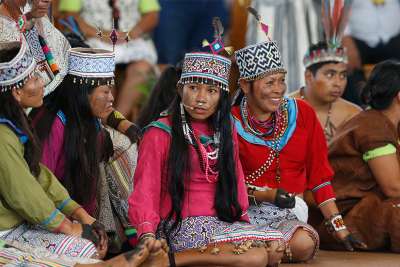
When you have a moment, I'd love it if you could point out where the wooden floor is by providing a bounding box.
[281,250,400,267]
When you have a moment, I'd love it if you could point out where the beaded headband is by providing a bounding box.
[235,7,286,81]
[179,53,231,92]
[178,17,232,92]
[303,47,348,68]
[0,40,36,93]
[68,47,115,86]
[304,0,352,68]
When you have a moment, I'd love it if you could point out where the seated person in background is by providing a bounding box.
[32,47,141,253]
[290,0,362,144]
[290,41,362,144]
[0,0,70,96]
[342,0,400,105]
[0,41,105,260]
[310,60,400,252]
[58,0,160,121]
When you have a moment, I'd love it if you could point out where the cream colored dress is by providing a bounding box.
[0,13,70,96]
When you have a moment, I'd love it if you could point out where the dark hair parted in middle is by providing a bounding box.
[162,84,242,243]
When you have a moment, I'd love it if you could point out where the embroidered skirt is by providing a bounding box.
[248,201,319,259]
[157,216,283,253]
[0,224,97,259]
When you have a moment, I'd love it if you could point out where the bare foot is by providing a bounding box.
[139,239,169,267]
[266,240,285,267]
[96,243,150,267]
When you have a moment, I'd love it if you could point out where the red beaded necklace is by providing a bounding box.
[243,98,289,185]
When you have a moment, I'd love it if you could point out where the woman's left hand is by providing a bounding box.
[335,229,367,251]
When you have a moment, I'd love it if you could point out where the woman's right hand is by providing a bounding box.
[70,222,84,236]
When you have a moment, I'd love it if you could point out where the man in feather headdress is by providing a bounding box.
[290,0,362,145]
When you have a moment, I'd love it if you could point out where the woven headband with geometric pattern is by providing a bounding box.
[178,17,232,92]
[68,47,115,85]
[0,40,36,93]
[235,7,286,81]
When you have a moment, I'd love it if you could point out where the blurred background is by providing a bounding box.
[49,0,400,119]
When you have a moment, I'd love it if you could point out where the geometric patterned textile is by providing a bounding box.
[235,41,286,81]
[303,46,348,68]
[24,26,46,62]
[68,48,115,78]
[178,52,231,92]
[157,216,283,253]
[0,40,36,92]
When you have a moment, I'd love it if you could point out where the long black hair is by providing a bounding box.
[32,75,113,206]
[0,47,41,177]
[361,60,400,110]
[162,84,242,243]
[136,66,180,129]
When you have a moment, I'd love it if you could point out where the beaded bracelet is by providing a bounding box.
[324,213,347,233]
[106,110,126,129]
[139,233,156,241]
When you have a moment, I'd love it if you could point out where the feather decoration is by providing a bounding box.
[247,6,269,36]
[321,0,333,44]
[212,17,224,39]
[335,0,353,45]
[332,0,343,34]
[321,0,353,47]
[247,6,261,21]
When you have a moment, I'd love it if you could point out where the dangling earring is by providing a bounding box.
[180,102,193,145]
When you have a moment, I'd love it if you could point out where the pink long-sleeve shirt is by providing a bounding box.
[128,117,249,238]
[40,115,97,216]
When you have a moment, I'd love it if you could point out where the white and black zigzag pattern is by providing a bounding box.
[235,41,284,80]
[24,27,46,62]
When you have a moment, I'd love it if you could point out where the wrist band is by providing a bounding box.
[139,233,156,241]
[246,184,271,192]
[107,110,126,129]
[324,213,347,233]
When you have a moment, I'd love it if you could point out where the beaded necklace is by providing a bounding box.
[300,87,334,141]
[240,97,289,184]
[247,107,275,136]
[180,102,220,183]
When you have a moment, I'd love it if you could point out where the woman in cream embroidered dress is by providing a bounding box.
[0,0,70,96]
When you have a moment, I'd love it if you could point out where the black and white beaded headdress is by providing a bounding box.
[0,40,36,93]
[68,47,115,86]
[235,7,286,81]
